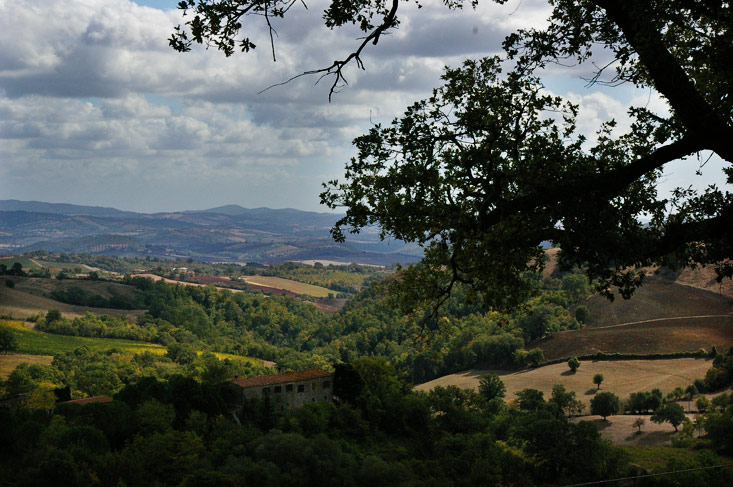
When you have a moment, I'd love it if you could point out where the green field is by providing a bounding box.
[0,320,166,356]
[243,275,335,297]
[619,445,733,472]
[0,320,263,369]
[0,353,53,379]
[0,256,42,269]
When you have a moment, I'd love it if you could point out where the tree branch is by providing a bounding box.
[259,0,399,101]
[593,0,733,162]
[481,135,704,228]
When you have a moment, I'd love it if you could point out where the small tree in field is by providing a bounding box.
[593,373,604,390]
[632,417,645,433]
[568,357,580,373]
[590,392,620,420]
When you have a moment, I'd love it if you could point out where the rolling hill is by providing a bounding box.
[0,200,422,265]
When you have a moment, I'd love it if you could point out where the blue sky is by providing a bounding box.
[0,0,727,213]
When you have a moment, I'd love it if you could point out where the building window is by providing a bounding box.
[274,385,282,393]
[262,387,270,394]
[286,384,293,392]
[297,384,305,393]
[323,381,330,389]
[312,383,317,391]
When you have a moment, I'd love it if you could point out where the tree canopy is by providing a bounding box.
[171,0,733,316]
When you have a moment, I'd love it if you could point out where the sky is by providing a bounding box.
[0,0,728,213]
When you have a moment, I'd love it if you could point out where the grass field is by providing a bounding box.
[415,357,714,407]
[34,260,100,272]
[533,315,733,360]
[617,443,733,470]
[574,415,700,447]
[10,276,142,301]
[0,286,145,320]
[0,320,264,371]
[584,279,733,327]
[0,353,53,379]
[0,319,166,356]
[0,257,42,269]
[242,275,334,297]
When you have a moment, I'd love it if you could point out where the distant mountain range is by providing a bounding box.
[0,200,422,265]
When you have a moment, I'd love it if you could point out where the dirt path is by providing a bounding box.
[591,314,732,330]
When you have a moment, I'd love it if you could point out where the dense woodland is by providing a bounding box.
[6,257,591,384]
[2,255,733,486]
[1,356,732,487]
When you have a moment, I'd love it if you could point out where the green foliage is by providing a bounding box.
[627,389,663,414]
[549,384,584,417]
[590,392,620,420]
[1,320,166,357]
[516,388,545,411]
[37,313,157,342]
[574,305,589,324]
[45,309,62,323]
[0,328,18,354]
[651,402,687,431]
[49,285,142,309]
[593,373,604,390]
[567,357,580,373]
[478,374,506,402]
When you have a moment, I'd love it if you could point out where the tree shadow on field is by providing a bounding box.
[586,418,612,431]
[561,370,576,376]
[585,388,598,396]
[635,431,675,446]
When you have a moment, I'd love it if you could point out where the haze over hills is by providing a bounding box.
[0,200,421,265]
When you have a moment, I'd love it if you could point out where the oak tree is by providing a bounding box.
[172,1,733,315]
[590,391,619,420]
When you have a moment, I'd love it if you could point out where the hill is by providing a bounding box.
[0,284,145,320]
[583,278,733,327]
[533,315,733,361]
[0,200,422,266]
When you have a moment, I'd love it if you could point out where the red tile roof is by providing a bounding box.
[231,368,332,388]
[61,395,114,405]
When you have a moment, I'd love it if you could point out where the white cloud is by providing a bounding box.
[2,0,718,213]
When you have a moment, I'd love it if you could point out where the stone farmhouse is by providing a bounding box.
[231,368,333,411]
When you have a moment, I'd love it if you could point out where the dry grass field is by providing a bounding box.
[571,414,699,446]
[584,278,732,327]
[242,276,334,298]
[533,315,733,360]
[0,286,145,319]
[0,353,53,379]
[415,358,714,407]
